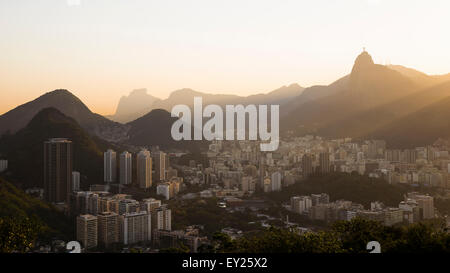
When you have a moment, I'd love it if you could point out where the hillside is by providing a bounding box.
[134,84,304,116]
[281,51,420,135]
[126,109,207,151]
[0,107,109,189]
[366,95,450,148]
[0,89,128,143]
[0,177,73,242]
[388,65,450,87]
[281,75,349,117]
[317,80,450,138]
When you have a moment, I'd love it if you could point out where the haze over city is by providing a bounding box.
[2,0,450,259]
[1,0,450,115]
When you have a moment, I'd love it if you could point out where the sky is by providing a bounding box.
[1,0,449,115]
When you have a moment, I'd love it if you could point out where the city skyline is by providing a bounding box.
[1,0,450,256]
[1,0,450,115]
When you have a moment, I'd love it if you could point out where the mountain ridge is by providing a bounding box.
[110,84,305,123]
[281,51,421,135]
[0,107,108,189]
[0,89,129,143]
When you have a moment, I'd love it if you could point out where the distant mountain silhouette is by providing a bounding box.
[152,85,304,111]
[0,107,109,189]
[0,90,208,152]
[109,84,304,123]
[109,88,161,123]
[0,89,128,142]
[387,65,450,87]
[366,95,450,148]
[240,83,305,105]
[281,51,421,135]
[282,75,349,116]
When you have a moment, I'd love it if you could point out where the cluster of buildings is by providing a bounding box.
[41,136,450,210]
[104,148,183,200]
[39,138,202,252]
[290,192,435,226]
[41,137,184,206]
[171,137,450,202]
[75,196,171,249]
[286,136,450,188]
[176,140,300,198]
[24,135,450,252]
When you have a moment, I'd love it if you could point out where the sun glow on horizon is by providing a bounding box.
[1,0,450,115]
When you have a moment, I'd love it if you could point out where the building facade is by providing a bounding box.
[44,138,73,203]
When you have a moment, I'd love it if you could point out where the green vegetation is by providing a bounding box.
[260,172,408,208]
[435,198,450,216]
[0,217,42,253]
[159,244,190,253]
[206,218,450,253]
[169,198,261,237]
[176,151,209,168]
[0,177,74,251]
[0,108,109,189]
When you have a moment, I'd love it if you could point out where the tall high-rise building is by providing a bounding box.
[44,138,73,203]
[319,152,330,174]
[137,149,152,189]
[104,149,117,183]
[97,212,119,248]
[165,154,170,178]
[119,211,151,245]
[271,172,282,191]
[154,151,166,182]
[72,171,80,191]
[154,204,171,231]
[120,151,132,185]
[77,214,98,250]
[302,154,313,177]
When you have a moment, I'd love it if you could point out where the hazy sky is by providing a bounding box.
[1,0,449,115]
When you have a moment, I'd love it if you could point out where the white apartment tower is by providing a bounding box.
[120,151,132,185]
[76,214,98,250]
[137,149,152,189]
[104,149,117,183]
[154,151,166,182]
[119,211,151,245]
[155,205,172,231]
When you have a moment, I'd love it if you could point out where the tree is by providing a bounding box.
[0,217,42,253]
[160,243,190,253]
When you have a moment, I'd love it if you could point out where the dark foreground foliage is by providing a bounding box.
[204,218,450,253]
